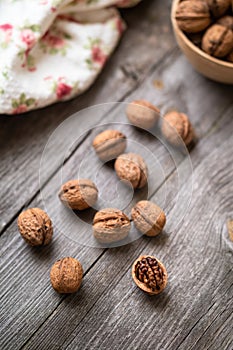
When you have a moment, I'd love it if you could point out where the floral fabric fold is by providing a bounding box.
[0,0,141,114]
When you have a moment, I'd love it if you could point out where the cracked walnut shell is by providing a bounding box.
[92,129,127,162]
[93,208,131,244]
[115,153,148,189]
[162,111,195,147]
[131,201,166,237]
[59,179,98,210]
[175,0,211,33]
[126,100,160,129]
[202,24,233,58]
[17,208,53,246]
[50,257,83,294]
[132,255,168,295]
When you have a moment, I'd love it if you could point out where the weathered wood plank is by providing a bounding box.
[1,97,232,350]
[23,114,233,350]
[0,0,175,232]
[0,85,179,350]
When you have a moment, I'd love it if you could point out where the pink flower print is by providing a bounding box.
[0,24,13,45]
[12,94,36,113]
[0,24,13,31]
[42,31,65,49]
[44,75,53,81]
[20,29,36,49]
[19,48,36,71]
[92,46,107,66]
[56,82,72,99]
[13,104,28,114]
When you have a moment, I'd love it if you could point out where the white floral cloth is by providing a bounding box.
[0,0,141,114]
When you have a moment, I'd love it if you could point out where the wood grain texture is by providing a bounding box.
[22,116,233,350]
[1,1,233,349]
[1,100,232,350]
[0,0,175,233]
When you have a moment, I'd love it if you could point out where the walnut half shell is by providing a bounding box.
[132,255,168,295]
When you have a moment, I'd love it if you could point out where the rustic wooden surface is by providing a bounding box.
[0,1,233,349]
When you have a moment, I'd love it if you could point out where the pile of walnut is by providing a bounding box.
[17,100,196,296]
[175,0,233,62]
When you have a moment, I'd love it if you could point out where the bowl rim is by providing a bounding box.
[171,0,233,69]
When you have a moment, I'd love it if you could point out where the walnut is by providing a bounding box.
[132,255,168,295]
[93,208,131,244]
[217,15,233,30]
[115,153,148,189]
[50,257,83,293]
[162,111,195,147]
[131,201,166,237]
[175,0,211,33]
[92,129,127,162]
[17,208,53,246]
[207,0,231,18]
[59,179,98,210]
[202,24,233,57]
[126,100,160,129]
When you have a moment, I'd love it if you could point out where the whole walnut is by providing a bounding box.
[92,129,127,162]
[115,153,148,189]
[50,257,83,293]
[202,24,233,57]
[17,208,53,246]
[217,15,233,30]
[162,111,195,147]
[207,0,231,18]
[59,179,98,210]
[126,100,160,129]
[93,208,131,244]
[175,0,211,33]
[131,201,166,237]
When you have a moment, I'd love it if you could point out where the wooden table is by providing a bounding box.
[1,1,233,349]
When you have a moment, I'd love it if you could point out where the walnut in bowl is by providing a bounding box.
[171,0,233,84]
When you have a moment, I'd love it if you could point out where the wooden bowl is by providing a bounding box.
[171,0,233,84]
